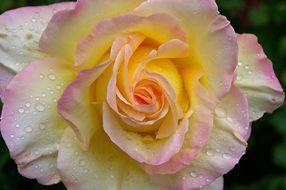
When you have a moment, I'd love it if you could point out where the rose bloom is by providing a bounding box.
[0,0,284,189]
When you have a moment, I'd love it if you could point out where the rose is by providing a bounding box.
[0,0,284,189]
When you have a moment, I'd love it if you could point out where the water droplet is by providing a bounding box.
[35,97,40,101]
[238,62,242,66]
[244,65,249,70]
[199,175,203,179]
[248,71,252,74]
[31,18,37,23]
[18,108,25,114]
[10,134,14,138]
[35,103,45,112]
[215,107,226,118]
[222,153,231,159]
[24,127,33,133]
[39,74,44,79]
[15,124,20,128]
[48,74,56,81]
[56,85,61,90]
[190,172,197,178]
[25,103,31,108]
[83,169,89,173]
[215,148,221,153]
[39,123,46,130]
[206,149,215,156]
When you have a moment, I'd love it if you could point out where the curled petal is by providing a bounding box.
[236,34,285,121]
[143,66,213,174]
[58,61,110,150]
[103,103,188,165]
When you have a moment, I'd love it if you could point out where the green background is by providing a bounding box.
[0,0,286,189]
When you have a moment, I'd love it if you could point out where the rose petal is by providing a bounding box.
[0,2,75,98]
[75,13,187,69]
[40,0,144,62]
[0,2,75,72]
[134,0,238,101]
[149,86,248,189]
[197,177,223,190]
[236,34,285,121]
[0,58,75,185]
[0,66,14,99]
[57,128,161,190]
[103,102,188,165]
[58,61,110,150]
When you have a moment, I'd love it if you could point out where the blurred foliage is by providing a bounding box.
[0,0,286,190]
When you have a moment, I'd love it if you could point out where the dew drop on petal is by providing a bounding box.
[222,153,231,159]
[190,172,197,178]
[18,108,25,114]
[39,123,46,130]
[35,103,45,112]
[48,74,56,81]
[206,149,215,156]
[24,127,33,133]
[39,74,44,79]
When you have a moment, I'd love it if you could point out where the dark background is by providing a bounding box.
[0,0,286,189]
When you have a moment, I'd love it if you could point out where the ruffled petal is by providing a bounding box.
[149,86,248,190]
[0,58,75,185]
[40,0,144,61]
[57,128,161,190]
[134,0,238,101]
[236,34,284,121]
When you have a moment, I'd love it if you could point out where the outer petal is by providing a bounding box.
[57,128,161,190]
[134,0,238,101]
[236,34,284,121]
[149,86,248,190]
[0,2,75,98]
[0,58,75,185]
[197,177,223,190]
[0,66,13,99]
[40,0,144,61]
